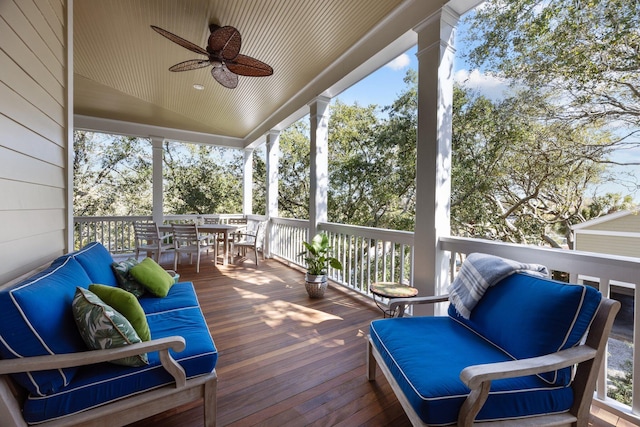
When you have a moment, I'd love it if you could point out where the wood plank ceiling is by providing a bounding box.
[73,0,408,144]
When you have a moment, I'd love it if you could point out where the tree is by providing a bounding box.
[329,100,386,227]
[464,0,640,154]
[163,142,243,214]
[73,131,152,216]
[451,85,624,247]
[252,147,267,215]
[278,120,311,219]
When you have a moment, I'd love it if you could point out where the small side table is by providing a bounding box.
[370,282,418,317]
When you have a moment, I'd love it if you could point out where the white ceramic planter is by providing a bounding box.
[305,273,328,298]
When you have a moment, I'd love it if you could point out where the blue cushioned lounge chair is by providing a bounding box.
[367,271,620,427]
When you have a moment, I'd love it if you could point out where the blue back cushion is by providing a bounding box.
[0,257,92,395]
[448,273,601,385]
[52,242,117,287]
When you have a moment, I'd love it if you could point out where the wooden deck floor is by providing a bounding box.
[126,253,632,427]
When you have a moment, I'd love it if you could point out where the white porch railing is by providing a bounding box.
[75,215,152,253]
[73,216,640,423]
[269,217,414,296]
[74,214,256,253]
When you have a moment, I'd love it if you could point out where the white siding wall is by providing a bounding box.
[0,0,69,284]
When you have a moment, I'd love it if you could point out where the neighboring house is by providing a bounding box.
[572,210,639,324]
[572,210,640,258]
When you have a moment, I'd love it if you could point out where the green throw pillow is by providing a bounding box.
[129,258,174,297]
[111,258,146,297]
[72,287,148,367]
[89,284,151,342]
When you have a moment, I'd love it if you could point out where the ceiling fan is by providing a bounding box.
[151,24,273,89]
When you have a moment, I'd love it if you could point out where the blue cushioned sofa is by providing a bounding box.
[367,272,620,427]
[0,242,218,427]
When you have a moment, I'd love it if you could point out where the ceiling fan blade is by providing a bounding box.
[168,59,212,72]
[226,54,273,77]
[208,26,241,60]
[211,65,238,89]
[151,25,208,56]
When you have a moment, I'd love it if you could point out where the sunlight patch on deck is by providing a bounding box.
[254,299,342,328]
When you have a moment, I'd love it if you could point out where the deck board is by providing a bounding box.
[126,253,624,427]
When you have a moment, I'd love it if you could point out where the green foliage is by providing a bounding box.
[299,233,343,275]
[450,85,626,246]
[73,132,246,217]
[252,147,267,215]
[457,0,640,245]
[608,360,633,405]
[73,131,152,216]
[163,142,243,214]
[278,120,310,218]
[464,0,640,130]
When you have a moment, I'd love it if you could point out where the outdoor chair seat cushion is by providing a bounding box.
[22,302,217,424]
[370,316,574,425]
[138,282,201,314]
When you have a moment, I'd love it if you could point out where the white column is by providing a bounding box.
[266,131,280,218]
[413,6,459,315]
[265,131,280,258]
[243,148,254,215]
[308,96,330,238]
[150,136,164,224]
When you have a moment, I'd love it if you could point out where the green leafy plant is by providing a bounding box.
[300,233,343,276]
[608,359,632,405]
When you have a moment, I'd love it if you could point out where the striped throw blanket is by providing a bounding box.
[448,253,549,319]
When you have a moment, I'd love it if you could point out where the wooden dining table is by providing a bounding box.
[159,223,245,266]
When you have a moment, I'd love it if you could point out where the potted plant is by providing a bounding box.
[299,233,343,298]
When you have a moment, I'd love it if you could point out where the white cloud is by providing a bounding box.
[454,69,510,100]
[385,54,410,71]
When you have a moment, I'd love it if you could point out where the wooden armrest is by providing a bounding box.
[0,336,187,387]
[234,232,256,241]
[457,345,597,426]
[160,233,173,242]
[460,345,597,388]
[388,294,450,317]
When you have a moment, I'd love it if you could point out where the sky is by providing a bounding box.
[331,17,640,204]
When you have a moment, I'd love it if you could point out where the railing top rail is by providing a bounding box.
[441,236,640,285]
[75,215,152,222]
[320,222,414,245]
[270,217,308,227]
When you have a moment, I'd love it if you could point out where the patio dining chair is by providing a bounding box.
[171,223,209,273]
[231,221,266,266]
[133,221,174,262]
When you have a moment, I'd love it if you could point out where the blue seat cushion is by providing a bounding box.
[138,282,200,315]
[448,273,601,385]
[52,242,118,287]
[370,317,574,426]
[22,304,218,424]
[0,257,91,396]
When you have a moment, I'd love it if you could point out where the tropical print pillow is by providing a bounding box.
[72,287,148,367]
[111,258,146,297]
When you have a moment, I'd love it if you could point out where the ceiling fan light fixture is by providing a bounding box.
[151,24,273,89]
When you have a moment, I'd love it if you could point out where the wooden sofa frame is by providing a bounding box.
[0,269,217,427]
[367,294,620,427]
